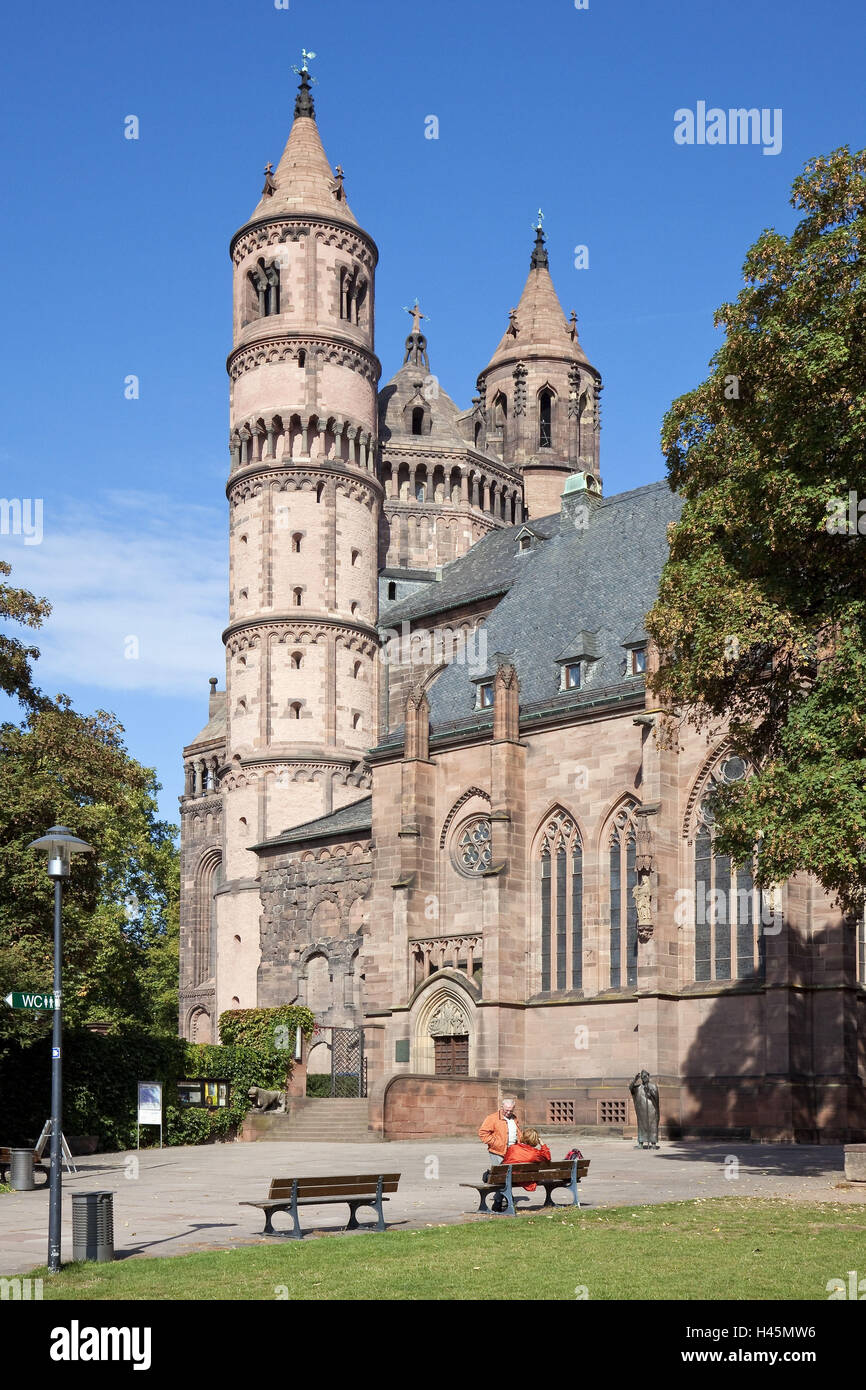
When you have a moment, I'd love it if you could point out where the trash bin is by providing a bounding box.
[71,1190,115,1262]
[9,1148,35,1191]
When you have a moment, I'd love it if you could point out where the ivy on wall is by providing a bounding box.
[219,1005,315,1052]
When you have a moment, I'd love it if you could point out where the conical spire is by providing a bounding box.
[245,60,358,228]
[484,220,588,371]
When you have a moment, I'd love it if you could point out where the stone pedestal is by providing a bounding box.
[844,1144,866,1181]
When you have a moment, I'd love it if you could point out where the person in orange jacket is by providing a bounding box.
[478,1097,520,1162]
[502,1127,551,1192]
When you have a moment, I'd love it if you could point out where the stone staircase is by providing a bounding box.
[242,1098,375,1143]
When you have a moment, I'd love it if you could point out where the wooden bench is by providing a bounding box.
[0,1147,50,1188]
[240,1173,401,1239]
[461,1157,590,1216]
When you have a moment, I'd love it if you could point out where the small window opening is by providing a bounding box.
[565,662,581,690]
[539,389,553,449]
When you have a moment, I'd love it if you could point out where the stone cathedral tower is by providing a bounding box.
[478,218,602,518]
[179,64,381,1035]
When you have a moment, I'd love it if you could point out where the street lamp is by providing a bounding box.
[27,825,93,1273]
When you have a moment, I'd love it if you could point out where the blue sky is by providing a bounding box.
[1,0,863,826]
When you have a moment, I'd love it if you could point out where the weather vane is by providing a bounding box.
[534,208,544,232]
[293,48,318,78]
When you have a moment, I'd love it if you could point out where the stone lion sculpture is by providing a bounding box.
[247,1086,286,1113]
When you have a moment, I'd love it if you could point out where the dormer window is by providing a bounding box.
[564,662,581,690]
[478,682,494,709]
[630,647,647,675]
[412,407,424,436]
[519,535,531,552]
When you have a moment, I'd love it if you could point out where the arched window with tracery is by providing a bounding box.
[608,804,638,989]
[692,755,764,982]
[538,810,583,991]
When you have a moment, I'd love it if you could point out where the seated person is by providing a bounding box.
[501,1127,552,1191]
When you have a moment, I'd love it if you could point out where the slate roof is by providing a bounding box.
[256,795,373,849]
[384,513,561,624]
[378,479,683,739]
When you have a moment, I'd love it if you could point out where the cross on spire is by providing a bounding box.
[403,299,429,335]
[402,300,430,368]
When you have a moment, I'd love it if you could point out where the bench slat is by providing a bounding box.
[267,1174,400,1200]
[268,1183,400,1201]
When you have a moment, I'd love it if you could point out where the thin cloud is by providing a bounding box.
[1,491,226,696]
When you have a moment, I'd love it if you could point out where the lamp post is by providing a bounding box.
[27,825,93,1273]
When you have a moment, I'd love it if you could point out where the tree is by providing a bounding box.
[0,699,179,1055]
[646,146,866,914]
[0,560,51,708]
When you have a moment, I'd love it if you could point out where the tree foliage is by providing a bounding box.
[0,560,52,709]
[0,692,179,1053]
[646,145,866,912]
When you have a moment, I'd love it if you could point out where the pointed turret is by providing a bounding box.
[485,221,589,372]
[246,65,358,228]
[477,217,602,518]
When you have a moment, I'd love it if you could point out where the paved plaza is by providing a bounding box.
[1,1136,862,1276]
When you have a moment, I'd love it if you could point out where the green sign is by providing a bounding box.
[3,992,55,1010]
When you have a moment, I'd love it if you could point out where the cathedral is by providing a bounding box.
[178,66,866,1143]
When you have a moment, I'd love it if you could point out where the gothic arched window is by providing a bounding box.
[538,810,583,992]
[539,389,553,449]
[192,852,221,986]
[693,756,764,982]
[609,806,638,989]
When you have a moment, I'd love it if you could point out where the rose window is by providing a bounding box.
[456,818,492,874]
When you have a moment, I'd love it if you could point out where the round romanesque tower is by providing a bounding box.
[478,219,602,519]
[216,66,382,1015]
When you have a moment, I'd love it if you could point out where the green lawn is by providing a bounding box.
[34,1198,866,1301]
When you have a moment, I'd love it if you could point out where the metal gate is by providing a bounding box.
[330,1026,366,1097]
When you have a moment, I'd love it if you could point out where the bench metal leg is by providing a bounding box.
[263,1209,303,1238]
[346,1201,361,1231]
[262,1181,303,1239]
[503,1166,515,1217]
[540,1184,557,1209]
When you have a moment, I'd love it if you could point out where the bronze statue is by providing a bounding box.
[629,1069,659,1148]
